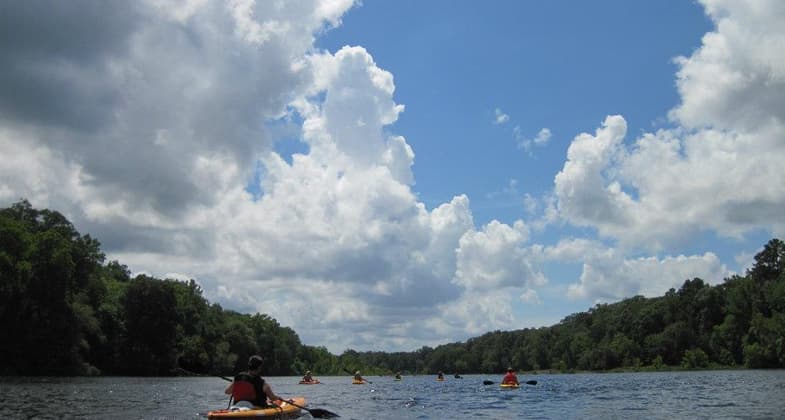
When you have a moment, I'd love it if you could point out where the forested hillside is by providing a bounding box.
[1,200,783,376]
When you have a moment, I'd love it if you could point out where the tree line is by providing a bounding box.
[1,200,783,377]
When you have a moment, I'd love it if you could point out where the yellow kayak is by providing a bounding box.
[500,383,520,389]
[207,397,305,418]
[352,380,365,384]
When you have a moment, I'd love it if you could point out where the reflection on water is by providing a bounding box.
[0,370,783,419]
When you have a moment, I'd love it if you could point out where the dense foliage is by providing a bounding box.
[0,201,302,376]
[1,201,783,377]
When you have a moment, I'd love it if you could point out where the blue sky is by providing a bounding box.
[1,0,783,352]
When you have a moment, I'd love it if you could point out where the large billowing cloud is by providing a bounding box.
[554,0,785,251]
[0,0,781,351]
[0,0,349,226]
[671,0,785,132]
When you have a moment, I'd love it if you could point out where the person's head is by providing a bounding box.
[507,367,514,373]
[355,370,360,375]
[306,370,311,375]
[248,355,264,371]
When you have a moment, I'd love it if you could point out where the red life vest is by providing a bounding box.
[502,372,518,385]
[232,373,266,406]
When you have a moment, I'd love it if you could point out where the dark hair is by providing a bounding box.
[248,355,263,370]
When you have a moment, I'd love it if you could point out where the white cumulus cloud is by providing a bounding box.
[553,0,785,251]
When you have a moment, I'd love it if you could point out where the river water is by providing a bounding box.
[1,370,783,419]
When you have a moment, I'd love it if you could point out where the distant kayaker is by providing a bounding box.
[437,371,444,380]
[354,370,366,383]
[224,355,286,408]
[302,370,314,383]
[454,372,462,379]
[394,371,402,380]
[501,367,519,386]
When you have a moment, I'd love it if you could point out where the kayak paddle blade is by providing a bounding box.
[308,408,340,418]
[286,400,339,419]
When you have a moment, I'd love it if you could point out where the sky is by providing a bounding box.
[1,0,783,353]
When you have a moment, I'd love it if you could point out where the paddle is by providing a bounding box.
[218,376,339,418]
[342,367,372,384]
[483,379,538,386]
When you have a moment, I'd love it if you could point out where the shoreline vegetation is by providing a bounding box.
[2,200,784,377]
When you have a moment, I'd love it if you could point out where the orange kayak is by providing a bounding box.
[207,397,305,418]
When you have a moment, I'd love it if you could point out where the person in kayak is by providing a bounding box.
[501,367,519,386]
[437,371,444,380]
[224,355,285,408]
[354,370,366,383]
[394,371,402,380]
[301,370,314,382]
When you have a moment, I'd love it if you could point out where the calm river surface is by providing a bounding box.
[1,370,784,419]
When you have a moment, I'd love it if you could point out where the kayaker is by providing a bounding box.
[437,371,444,380]
[224,355,286,408]
[454,372,462,379]
[501,367,519,385]
[394,371,402,380]
[354,370,366,383]
[302,370,314,382]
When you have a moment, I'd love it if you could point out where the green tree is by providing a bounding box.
[681,348,709,369]
[121,276,179,375]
